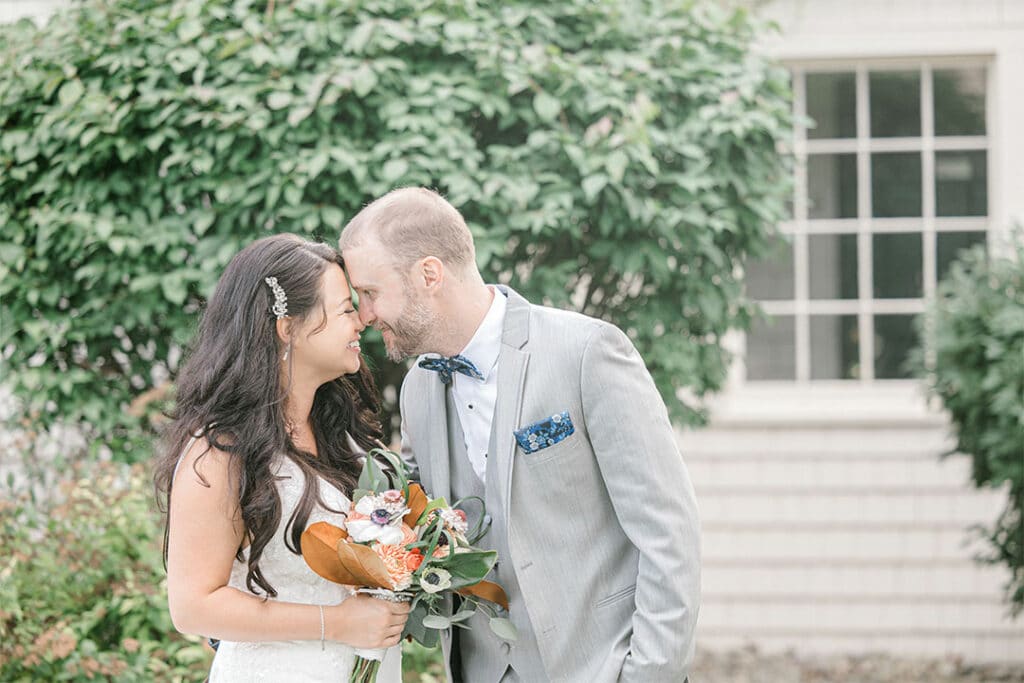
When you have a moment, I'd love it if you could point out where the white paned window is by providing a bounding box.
[745,60,989,383]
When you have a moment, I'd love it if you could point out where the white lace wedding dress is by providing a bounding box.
[205,454,402,682]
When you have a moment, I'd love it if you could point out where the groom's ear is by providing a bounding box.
[419,256,444,292]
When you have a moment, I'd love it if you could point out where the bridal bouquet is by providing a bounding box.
[301,448,516,683]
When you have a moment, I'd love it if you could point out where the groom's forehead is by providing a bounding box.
[343,248,400,285]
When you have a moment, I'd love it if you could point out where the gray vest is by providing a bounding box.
[445,390,547,683]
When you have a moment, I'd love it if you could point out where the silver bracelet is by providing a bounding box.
[318,605,325,651]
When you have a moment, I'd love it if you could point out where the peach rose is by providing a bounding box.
[374,543,414,591]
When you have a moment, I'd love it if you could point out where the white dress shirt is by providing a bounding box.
[450,286,507,483]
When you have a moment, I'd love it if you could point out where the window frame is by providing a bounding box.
[742,56,993,386]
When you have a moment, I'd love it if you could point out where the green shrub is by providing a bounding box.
[914,240,1024,615]
[0,454,452,681]
[0,0,791,455]
[0,460,212,681]
[401,640,444,682]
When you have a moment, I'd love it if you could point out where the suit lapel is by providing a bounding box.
[423,373,452,502]
[490,287,531,523]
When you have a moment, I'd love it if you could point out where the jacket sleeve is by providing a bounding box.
[580,322,701,682]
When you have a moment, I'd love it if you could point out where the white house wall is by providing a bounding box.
[686,0,1024,663]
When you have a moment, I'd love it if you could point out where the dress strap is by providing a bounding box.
[171,434,200,484]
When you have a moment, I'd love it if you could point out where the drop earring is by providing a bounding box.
[283,340,292,362]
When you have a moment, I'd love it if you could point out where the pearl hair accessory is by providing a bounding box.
[264,276,288,319]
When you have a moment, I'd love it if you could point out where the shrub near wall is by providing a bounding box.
[0,0,791,452]
[0,461,212,681]
[915,241,1024,615]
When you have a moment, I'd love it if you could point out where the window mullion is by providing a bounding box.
[856,64,875,382]
[922,63,937,304]
[793,68,810,383]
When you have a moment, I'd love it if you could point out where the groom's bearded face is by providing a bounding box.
[342,243,445,360]
[376,287,439,361]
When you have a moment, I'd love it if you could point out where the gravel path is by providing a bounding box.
[691,646,1024,683]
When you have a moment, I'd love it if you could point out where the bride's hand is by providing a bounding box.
[327,594,412,649]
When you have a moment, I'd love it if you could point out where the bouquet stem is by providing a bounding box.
[350,655,381,683]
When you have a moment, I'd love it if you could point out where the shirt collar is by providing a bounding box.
[457,286,507,381]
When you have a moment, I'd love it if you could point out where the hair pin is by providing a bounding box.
[264,276,288,319]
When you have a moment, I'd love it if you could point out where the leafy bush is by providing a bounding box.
[0,460,212,681]
[0,0,791,454]
[401,641,444,682]
[914,241,1024,615]
[0,453,450,680]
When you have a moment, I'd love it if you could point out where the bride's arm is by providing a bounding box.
[166,438,409,647]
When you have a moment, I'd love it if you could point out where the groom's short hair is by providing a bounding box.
[339,187,476,275]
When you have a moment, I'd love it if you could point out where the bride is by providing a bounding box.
[154,234,408,681]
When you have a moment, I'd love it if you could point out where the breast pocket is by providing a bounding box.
[520,429,585,465]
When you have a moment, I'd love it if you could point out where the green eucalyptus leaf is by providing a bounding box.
[422,614,452,630]
[489,617,518,641]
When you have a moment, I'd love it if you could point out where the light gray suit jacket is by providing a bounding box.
[399,287,700,682]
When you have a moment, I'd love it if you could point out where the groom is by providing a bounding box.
[339,188,700,683]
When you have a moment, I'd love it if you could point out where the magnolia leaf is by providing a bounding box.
[300,522,353,584]
[403,483,429,527]
[334,540,393,589]
[457,580,509,611]
[301,522,393,590]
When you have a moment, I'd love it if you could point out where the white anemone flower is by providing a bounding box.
[419,568,452,594]
[346,494,407,545]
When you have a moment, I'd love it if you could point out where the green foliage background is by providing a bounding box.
[914,242,1024,616]
[0,0,790,678]
[0,0,791,452]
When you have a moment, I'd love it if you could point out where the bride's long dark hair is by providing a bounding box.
[154,233,384,597]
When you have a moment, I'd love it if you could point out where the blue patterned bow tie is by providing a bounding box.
[418,354,484,385]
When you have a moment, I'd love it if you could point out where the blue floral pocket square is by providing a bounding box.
[513,411,575,454]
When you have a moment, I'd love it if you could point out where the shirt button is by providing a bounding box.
[502,642,511,655]
[468,404,474,410]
